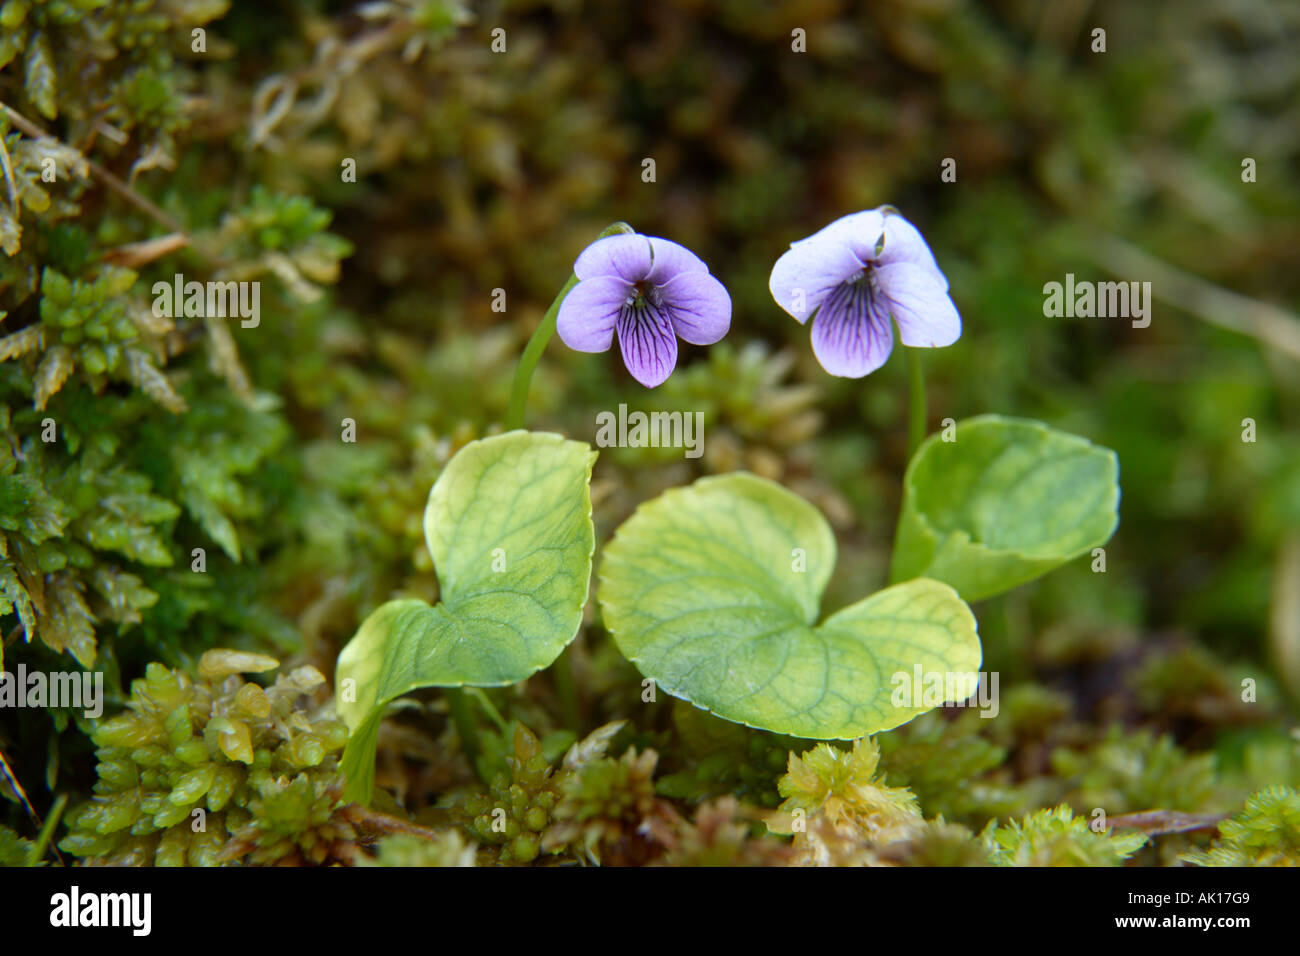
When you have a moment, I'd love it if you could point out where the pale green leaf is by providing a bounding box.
[598,472,981,739]
[890,415,1120,601]
[337,430,596,801]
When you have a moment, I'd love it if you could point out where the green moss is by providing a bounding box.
[1051,727,1220,816]
[543,747,666,866]
[0,821,35,866]
[876,710,1029,826]
[59,651,351,865]
[1182,787,1300,867]
[655,701,802,808]
[983,805,1148,867]
[461,723,563,864]
[893,821,990,867]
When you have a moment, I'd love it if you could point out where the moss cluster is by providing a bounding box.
[59,650,350,865]
[981,805,1148,868]
[461,723,564,864]
[1182,787,1300,867]
[543,746,668,866]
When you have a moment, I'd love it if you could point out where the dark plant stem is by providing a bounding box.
[346,804,455,841]
[1,102,188,238]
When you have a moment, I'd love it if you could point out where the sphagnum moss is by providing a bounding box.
[981,806,1149,867]
[1182,786,1300,867]
[60,650,352,866]
[542,746,672,867]
[461,724,564,865]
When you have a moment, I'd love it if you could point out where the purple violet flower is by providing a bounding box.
[768,207,961,378]
[557,233,731,388]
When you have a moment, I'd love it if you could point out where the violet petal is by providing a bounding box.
[574,234,653,282]
[645,236,710,284]
[877,262,962,347]
[768,239,868,324]
[876,215,949,291]
[660,271,732,345]
[793,208,887,260]
[556,275,630,353]
[809,284,894,377]
[616,303,679,388]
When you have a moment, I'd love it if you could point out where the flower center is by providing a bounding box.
[845,265,880,291]
[823,264,882,322]
[625,279,663,309]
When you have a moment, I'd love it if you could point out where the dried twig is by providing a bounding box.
[344,804,455,843]
[1091,235,1300,362]
[1107,810,1228,836]
[1,101,187,237]
[101,232,190,269]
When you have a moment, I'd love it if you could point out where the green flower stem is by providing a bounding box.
[505,221,634,431]
[25,793,66,867]
[445,688,482,778]
[505,275,574,431]
[907,346,927,458]
[498,223,632,737]
[467,687,509,734]
[551,646,582,732]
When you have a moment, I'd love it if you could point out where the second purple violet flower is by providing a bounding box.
[769,207,961,378]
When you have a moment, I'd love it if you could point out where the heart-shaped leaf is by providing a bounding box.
[336,430,596,801]
[890,415,1120,601]
[598,472,981,739]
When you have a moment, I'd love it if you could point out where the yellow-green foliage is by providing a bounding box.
[982,805,1147,867]
[777,738,921,830]
[1182,787,1300,867]
[1051,727,1220,815]
[767,738,934,866]
[60,650,350,866]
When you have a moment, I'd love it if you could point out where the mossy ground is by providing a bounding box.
[1,0,1298,866]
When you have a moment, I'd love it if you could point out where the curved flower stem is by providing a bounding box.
[907,346,927,458]
[504,221,634,431]
[499,223,633,739]
[505,274,577,430]
[466,687,509,734]
[445,688,482,778]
